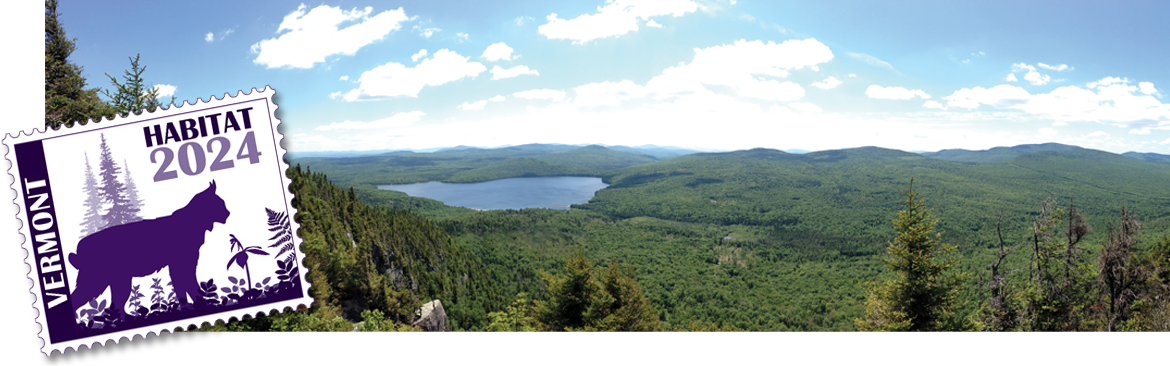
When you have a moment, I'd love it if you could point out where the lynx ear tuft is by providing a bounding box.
[210,180,217,192]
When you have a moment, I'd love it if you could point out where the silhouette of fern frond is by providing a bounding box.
[276,242,295,259]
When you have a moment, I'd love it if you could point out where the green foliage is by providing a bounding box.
[486,293,539,332]
[534,251,661,331]
[44,0,111,129]
[358,309,422,332]
[1018,197,1097,331]
[299,144,1170,331]
[856,179,969,331]
[101,54,171,117]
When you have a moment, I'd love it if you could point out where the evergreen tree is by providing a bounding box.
[535,252,605,331]
[102,54,168,117]
[79,152,105,238]
[122,159,144,223]
[44,0,111,129]
[533,252,660,331]
[1097,207,1142,331]
[1020,196,1095,331]
[97,134,133,229]
[856,179,968,331]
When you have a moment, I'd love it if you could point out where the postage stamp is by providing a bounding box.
[3,87,310,355]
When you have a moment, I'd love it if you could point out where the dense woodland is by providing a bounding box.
[46,0,1170,331]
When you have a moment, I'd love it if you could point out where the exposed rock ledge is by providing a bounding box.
[412,299,448,332]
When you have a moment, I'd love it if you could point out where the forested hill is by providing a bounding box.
[583,145,1170,247]
[922,142,1096,162]
[274,166,503,330]
[290,144,668,186]
[1124,151,1170,163]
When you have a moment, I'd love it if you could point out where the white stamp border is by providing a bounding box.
[3,87,312,356]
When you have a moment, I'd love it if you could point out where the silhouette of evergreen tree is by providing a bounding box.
[79,152,105,238]
[97,133,134,229]
[122,159,144,223]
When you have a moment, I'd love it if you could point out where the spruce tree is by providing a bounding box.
[102,54,167,117]
[1021,196,1095,331]
[44,0,111,129]
[97,134,133,229]
[1098,207,1141,331]
[79,152,105,237]
[122,159,144,223]
[856,179,967,331]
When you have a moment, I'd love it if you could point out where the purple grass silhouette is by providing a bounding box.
[68,181,230,318]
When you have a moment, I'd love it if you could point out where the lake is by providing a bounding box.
[378,176,609,210]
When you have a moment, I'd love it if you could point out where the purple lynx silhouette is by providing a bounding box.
[69,181,230,316]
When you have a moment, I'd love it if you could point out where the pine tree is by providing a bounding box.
[79,152,105,238]
[122,159,144,223]
[97,134,133,229]
[856,178,968,331]
[44,0,111,129]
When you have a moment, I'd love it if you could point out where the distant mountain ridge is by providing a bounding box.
[1124,151,1170,163]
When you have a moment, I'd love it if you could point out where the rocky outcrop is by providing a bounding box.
[412,300,448,332]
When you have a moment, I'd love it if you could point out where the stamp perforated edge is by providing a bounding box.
[3,87,312,356]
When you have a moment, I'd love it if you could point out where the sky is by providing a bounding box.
[52,0,1170,154]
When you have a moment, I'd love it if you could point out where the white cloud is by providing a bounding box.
[1086,131,1109,138]
[488,95,506,102]
[1139,81,1158,95]
[1087,77,1128,89]
[152,84,177,98]
[646,19,663,28]
[847,74,857,78]
[1024,71,1051,86]
[1006,73,1018,82]
[923,100,945,109]
[481,42,515,61]
[411,49,428,62]
[810,76,842,89]
[339,75,349,81]
[847,52,898,74]
[490,65,540,80]
[315,111,424,131]
[1012,63,1036,72]
[251,5,409,69]
[513,89,566,101]
[342,49,486,101]
[1012,63,1055,86]
[788,102,822,114]
[414,26,441,38]
[515,16,535,26]
[942,79,1170,129]
[329,91,342,99]
[456,33,469,41]
[1037,62,1071,71]
[538,0,699,44]
[1052,121,1068,126]
[205,32,214,42]
[645,38,832,101]
[459,100,488,110]
[1131,128,1152,135]
[573,80,647,107]
[865,85,931,100]
[1038,128,1058,138]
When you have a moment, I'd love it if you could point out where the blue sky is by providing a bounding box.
[51,0,1170,153]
